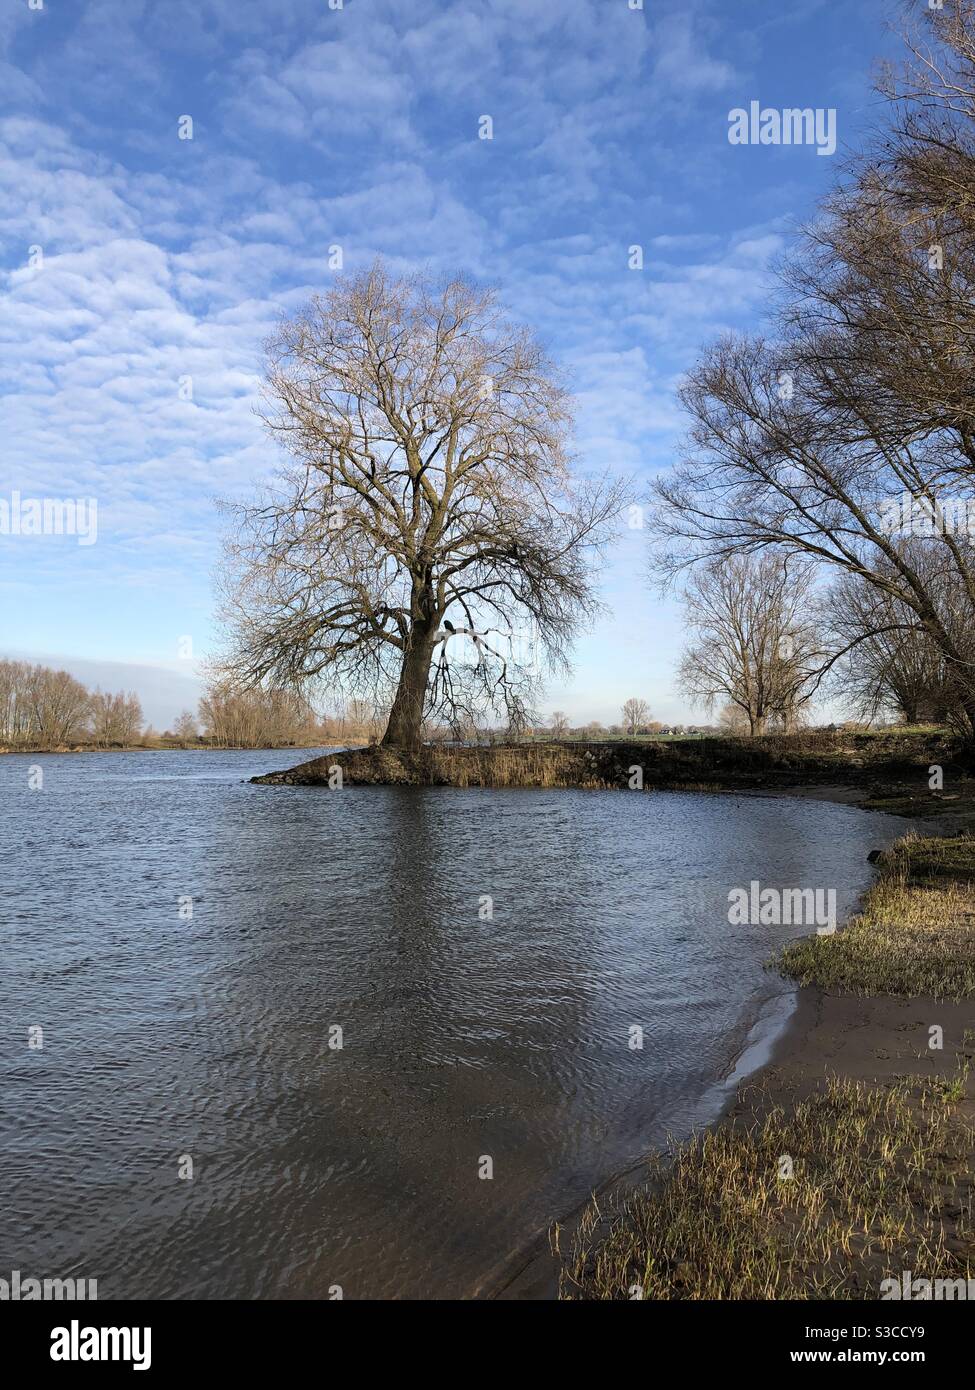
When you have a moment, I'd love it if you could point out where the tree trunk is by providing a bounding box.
[382,621,437,749]
[958,694,975,742]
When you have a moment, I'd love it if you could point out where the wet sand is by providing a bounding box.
[489,986,975,1300]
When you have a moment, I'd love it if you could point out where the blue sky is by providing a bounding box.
[0,0,900,728]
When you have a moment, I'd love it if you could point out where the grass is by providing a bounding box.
[775,834,975,1001]
[256,727,971,792]
[558,1073,973,1300]
[288,743,620,788]
[558,831,975,1300]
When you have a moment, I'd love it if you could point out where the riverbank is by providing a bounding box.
[251,729,975,813]
[551,833,975,1300]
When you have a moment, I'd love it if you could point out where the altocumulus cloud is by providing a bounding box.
[0,0,880,720]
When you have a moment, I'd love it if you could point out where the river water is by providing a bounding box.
[0,748,909,1298]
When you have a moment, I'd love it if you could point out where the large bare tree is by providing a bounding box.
[653,2,975,736]
[220,265,627,748]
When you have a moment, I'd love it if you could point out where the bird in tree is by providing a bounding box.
[219,263,629,748]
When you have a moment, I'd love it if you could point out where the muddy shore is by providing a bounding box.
[485,970,975,1299]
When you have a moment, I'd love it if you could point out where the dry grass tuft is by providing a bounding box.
[559,1073,973,1300]
[775,835,975,1001]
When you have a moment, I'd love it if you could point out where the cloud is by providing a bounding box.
[650,11,737,93]
[1,649,204,729]
[0,0,880,716]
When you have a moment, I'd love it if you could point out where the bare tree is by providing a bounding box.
[198,678,318,748]
[826,554,966,725]
[1,660,29,747]
[172,711,199,746]
[652,4,975,736]
[678,556,820,735]
[89,690,144,746]
[620,698,651,735]
[219,264,627,750]
[26,665,91,746]
[0,661,89,750]
[718,702,750,734]
[549,710,570,737]
[343,697,387,743]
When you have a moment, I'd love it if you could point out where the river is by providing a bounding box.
[0,748,910,1298]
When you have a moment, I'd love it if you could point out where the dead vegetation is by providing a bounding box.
[559,1072,973,1300]
[252,728,970,792]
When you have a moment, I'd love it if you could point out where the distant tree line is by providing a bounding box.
[538,702,697,740]
[195,681,320,749]
[0,659,144,749]
[0,657,395,754]
[171,683,389,749]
